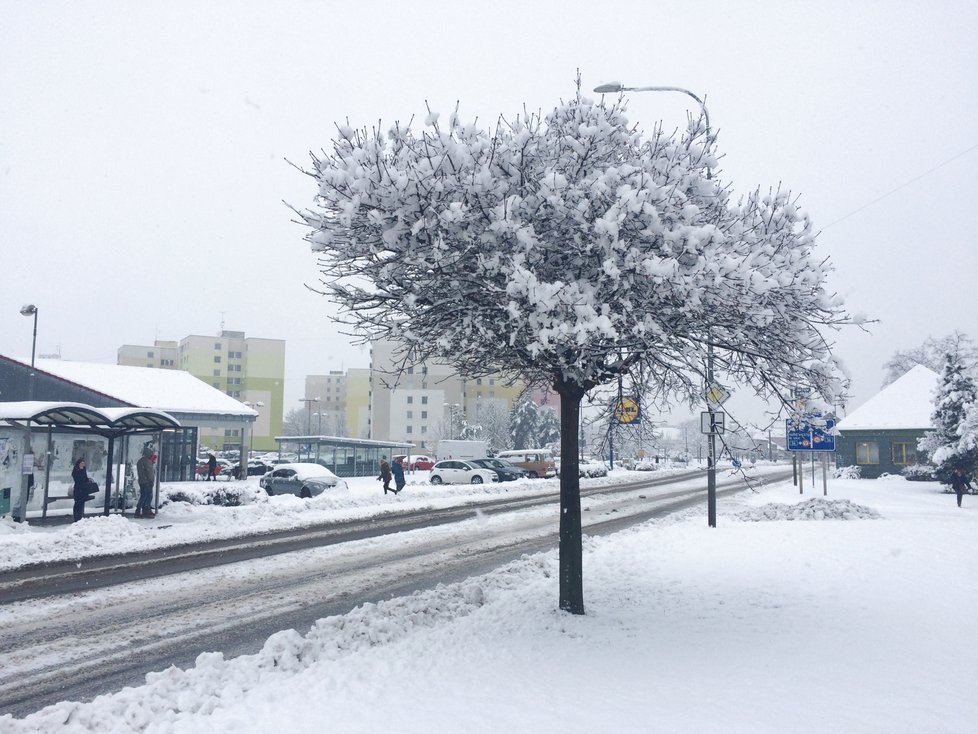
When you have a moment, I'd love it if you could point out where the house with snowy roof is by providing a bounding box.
[834,365,938,478]
[0,353,256,482]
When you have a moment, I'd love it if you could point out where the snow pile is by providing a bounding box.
[736,497,880,521]
[3,558,544,733]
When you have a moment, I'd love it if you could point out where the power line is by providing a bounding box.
[821,142,978,230]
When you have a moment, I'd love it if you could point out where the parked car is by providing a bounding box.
[227,459,274,477]
[259,463,347,498]
[393,454,435,471]
[469,457,528,482]
[578,458,608,478]
[495,449,557,478]
[428,460,498,485]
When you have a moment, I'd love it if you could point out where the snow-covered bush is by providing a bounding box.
[161,485,258,507]
[901,464,936,482]
[833,465,861,480]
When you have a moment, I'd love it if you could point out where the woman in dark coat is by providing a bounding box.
[71,457,92,522]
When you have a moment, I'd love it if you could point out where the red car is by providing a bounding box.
[393,454,435,471]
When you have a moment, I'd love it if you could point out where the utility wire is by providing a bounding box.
[821,142,978,230]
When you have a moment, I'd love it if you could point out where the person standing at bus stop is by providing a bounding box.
[136,447,156,519]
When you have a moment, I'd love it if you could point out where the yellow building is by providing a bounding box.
[118,330,284,451]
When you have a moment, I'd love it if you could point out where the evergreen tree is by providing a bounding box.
[919,353,978,482]
[510,397,539,450]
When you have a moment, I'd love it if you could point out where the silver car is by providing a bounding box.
[429,460,498,485]
[259,462,347,498]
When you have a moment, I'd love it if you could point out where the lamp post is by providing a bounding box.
[298,397,319,459]
[594,81,718,528]
[16,305,38,522]
[442,402,460,440]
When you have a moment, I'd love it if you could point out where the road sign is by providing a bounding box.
[786,414,836,452]
[614,396,641,424]
[705,382,730,409]
[701,410,725,434]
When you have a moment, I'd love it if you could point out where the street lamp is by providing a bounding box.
[16,304,38,522]
[19,304,38,400]
[442,402,460,440]
[594,81,718,528]
[298,397,320,460]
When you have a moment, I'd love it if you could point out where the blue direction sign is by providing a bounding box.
[786,414,836,452]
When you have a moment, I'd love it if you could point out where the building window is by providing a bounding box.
[856,442,880,465]
[477,378,483,385]
[421,411,427,419]
[477,391,483,399]
[421,426,427,434]
[147,351,154,358]
[214,356,222,363]
[892,443,916,465]
[407,396,414,404]
[421,396,428,405]
[406,425,413,434]
[407,410,413,419]
[213,369,221,377]
[212,383,220,389]
[489,378,495,386]
[407,366,414,374]
[215,343,222,350]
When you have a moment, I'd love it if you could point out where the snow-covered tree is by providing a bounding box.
[536,407,561,449]
[471,401,511,453]
[295,85,851,613]
[509,396,539,450]
[919,353,978,482]
[882,332,976,387]
[281,408,306,436]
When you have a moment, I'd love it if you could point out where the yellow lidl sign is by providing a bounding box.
[614,397,641,424]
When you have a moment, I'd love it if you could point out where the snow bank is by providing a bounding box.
[736,497,880,521]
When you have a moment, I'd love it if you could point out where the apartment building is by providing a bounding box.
[367,340,525,451]
[117,331,284,451]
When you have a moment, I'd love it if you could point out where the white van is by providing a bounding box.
[496,449,556,478]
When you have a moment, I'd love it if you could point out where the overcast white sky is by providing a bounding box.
[2,1,976,427]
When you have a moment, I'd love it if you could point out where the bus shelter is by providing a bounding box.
[0,401,181,521]
[273,435,414,478]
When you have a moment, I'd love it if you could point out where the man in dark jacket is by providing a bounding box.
[950,467,973,508]
[207,453,217,481]
[136,447,156,519]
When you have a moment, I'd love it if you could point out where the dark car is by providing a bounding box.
[228,459,274,478]
[259,463,347,498]
[469,457,528,482]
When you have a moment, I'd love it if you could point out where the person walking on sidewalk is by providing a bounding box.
[378,456,393,494]
[136,447,156,519]
[950,467,973,508]
[391,458,405,494]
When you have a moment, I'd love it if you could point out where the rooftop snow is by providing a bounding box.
[836,364,938,431]
[21,357,257,417]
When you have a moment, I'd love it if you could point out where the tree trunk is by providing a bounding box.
[554,377,585,615]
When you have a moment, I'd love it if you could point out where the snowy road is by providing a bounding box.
[0,468,790,717]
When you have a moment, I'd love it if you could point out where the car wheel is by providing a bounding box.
[265,487,274,496]
[528,471,539,478]
[471,475,483,484]
[431,475,443,485]
[300,486,311,499]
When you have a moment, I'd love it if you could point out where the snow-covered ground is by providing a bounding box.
[2,469,975,733]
